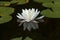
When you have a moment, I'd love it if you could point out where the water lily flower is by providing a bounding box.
[17,8,44,31]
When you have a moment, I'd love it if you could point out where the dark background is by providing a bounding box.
[0,0,60,40]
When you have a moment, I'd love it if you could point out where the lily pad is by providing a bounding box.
[0,7,14,24]
[52,0,60,2]
[10,0,18,4]
[41,9,60,18]
[11,37,22,40]
[33,0,54,8]
[33,0,52,3]
[43,2,53,8]
[0,7,14,15]
[11,37,32,40]
[0,15,12,24]
[24,37,32,40]
[10,0,29,4]
[0,1,10,6]
[41,1,60,18]
[42,0,60,8]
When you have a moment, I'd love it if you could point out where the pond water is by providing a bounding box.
[0,0,60,40]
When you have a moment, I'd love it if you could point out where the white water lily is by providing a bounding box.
[17,8,44,31]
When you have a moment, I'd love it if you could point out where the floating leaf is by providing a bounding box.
[0,7,14,14]
[42,0,60,8]
[41,1,60,18]
[52,1,60,9]
[43,2,53,8]
[24,37,32,40]
[33,0,53,8]
[52,0,60,2]
[0,7,14,24]
[33,0,52,3]
[10,0,29,4]
[0,15,12,24]
[34,0,60,18]
[17,0,29,4]
[10,0,18,4]
[11,37,32,40]
[0,1,10,6]
[0,0,29,6]
[11,37,22,40]
[41,9,60,18]
[41,9,54,18]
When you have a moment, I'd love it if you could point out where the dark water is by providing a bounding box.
[0,0,60,40]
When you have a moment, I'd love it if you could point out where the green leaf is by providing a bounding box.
[33,0,52,3]
[24,37,32,40]
[11,37,22,40]
[41,9,60,18]
[0,1,10,6]
[33,0,54,8]
[0,7,14,24]
[52,0,60,2]
[10,0,18,4]
[10,0,29,4]
[0,7,14,14]
[43,0,60,8]
[0,15,12,24]
[41,1,60,18]
[11,37,32,40]
[43,2,53,8]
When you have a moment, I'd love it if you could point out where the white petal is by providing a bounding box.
[17,13,21,16]
[28,9,31,11]
[22,9,28,16]
[22,12,29,19]
[36,9,38,12]
[17,13,24,19]
[18,8,41,22]
[22,9,30,20]
[32,8,35,12]
[36,16,44,19]
[22,9,25,13]
[32,11,40,20]
[23,22,27,30]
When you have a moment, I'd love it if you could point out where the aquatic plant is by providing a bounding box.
[0,0,29,24]
[0,7,14,24]
[0,0,60,40]
[34,0,60,18]
[17,8,44,31]
[11,37,32,40]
